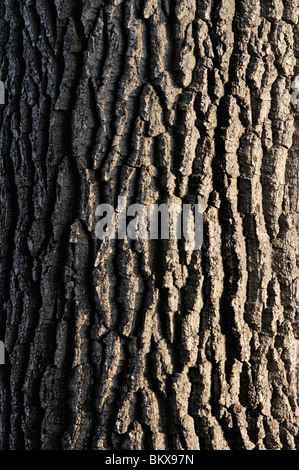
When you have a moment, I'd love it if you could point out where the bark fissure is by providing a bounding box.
[0,0,298,450]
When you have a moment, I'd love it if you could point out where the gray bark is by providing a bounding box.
[0,0,298,450]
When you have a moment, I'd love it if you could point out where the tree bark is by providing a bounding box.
[0,0,298,450]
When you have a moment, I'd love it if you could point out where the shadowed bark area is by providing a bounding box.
[0,0,298,450]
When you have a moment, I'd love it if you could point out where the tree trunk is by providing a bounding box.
[0,0,298,451]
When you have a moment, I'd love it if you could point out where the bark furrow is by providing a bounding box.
[0,0,298,450]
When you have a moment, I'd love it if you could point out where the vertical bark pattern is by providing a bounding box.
[0,0,298,450]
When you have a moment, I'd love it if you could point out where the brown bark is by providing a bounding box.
[0,0,298,450]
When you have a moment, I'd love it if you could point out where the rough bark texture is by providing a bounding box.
[0,0,298,450]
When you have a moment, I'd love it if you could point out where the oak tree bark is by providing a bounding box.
[0,0,298,450]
